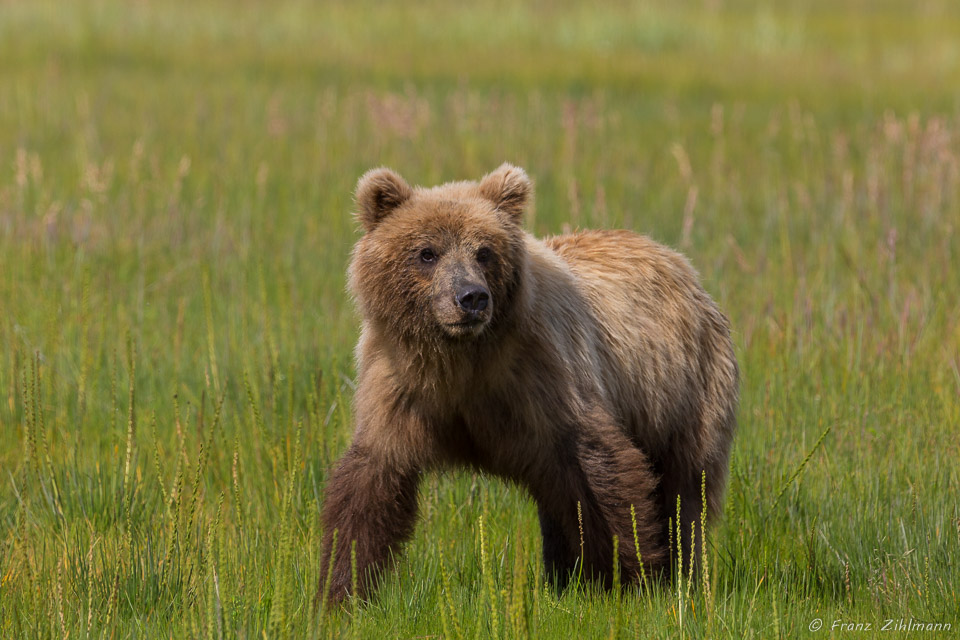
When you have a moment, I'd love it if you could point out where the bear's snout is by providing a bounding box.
[438,275,493,337]
[456,285,489,314]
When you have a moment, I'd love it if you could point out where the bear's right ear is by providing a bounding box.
[355,168,413,232]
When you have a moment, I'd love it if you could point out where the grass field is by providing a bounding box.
[2,0,959,637]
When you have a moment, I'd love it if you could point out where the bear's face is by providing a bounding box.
[348,164,531,342]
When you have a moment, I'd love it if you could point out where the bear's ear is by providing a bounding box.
[478,163,532,221]
[355,168,413,232]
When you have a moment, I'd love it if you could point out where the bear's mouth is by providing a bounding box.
[443,317,489,337]
[447,318,484,327]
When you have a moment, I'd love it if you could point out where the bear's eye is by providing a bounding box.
[419,248,437,264]
[476,247,492,264]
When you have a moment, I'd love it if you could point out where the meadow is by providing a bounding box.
[1,0,958,637]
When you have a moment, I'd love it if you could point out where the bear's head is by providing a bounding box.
[348,163,531,343]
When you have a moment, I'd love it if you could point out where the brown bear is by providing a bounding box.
[317,164,738,604]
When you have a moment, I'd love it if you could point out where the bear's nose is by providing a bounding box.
[456,286,490,313]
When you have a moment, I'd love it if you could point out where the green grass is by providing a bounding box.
[2,0,959,637]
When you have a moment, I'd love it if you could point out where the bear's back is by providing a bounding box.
[543,230,735,450]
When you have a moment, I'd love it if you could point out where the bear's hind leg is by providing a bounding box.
[657,450,730,579]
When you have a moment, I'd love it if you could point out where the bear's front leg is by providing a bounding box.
[534,414,667,590]
[537,505,577,591]
[317,444,421,605]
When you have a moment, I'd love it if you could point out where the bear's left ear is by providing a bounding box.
[355,167,413,232]
[478,163,532,221]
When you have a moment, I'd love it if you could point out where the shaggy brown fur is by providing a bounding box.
[317,164,739,604]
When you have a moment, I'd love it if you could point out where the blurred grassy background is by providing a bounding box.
[1,0,958,637]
